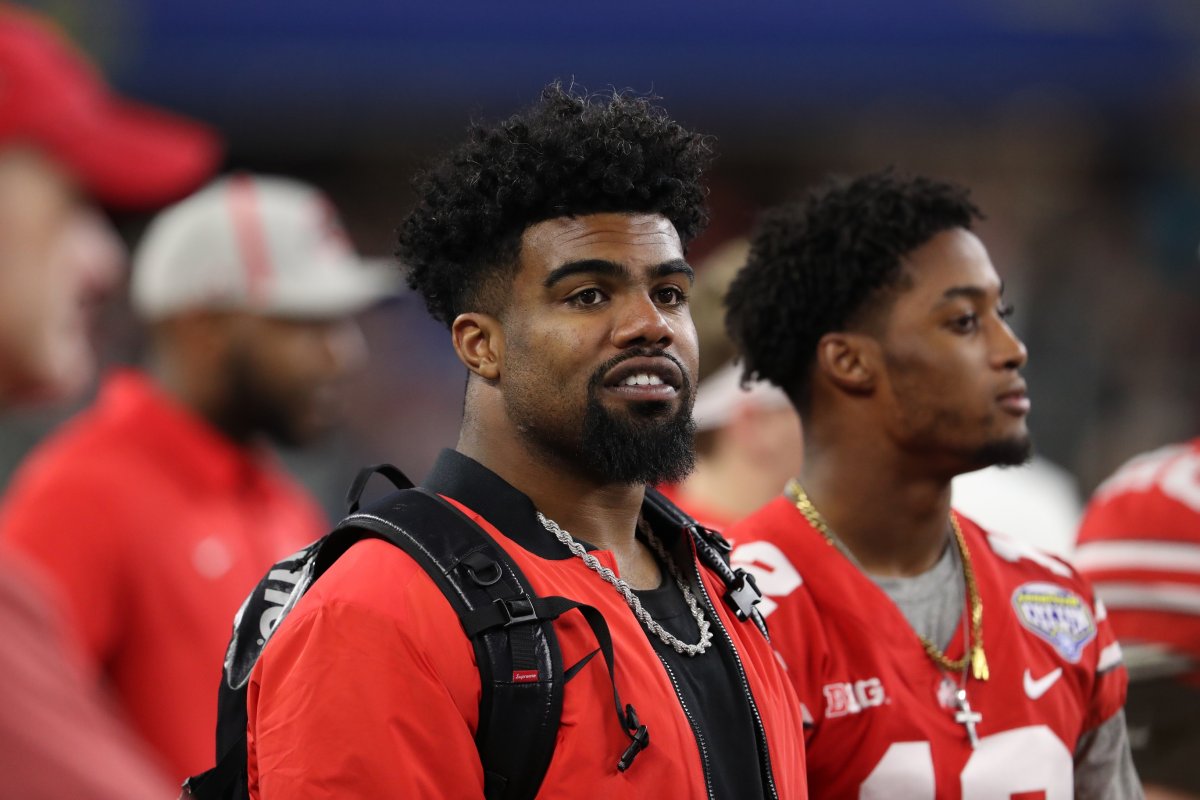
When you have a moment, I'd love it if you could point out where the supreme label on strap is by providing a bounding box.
[512,670,539,683]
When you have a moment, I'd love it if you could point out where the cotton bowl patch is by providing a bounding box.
[1012,582,1096,663]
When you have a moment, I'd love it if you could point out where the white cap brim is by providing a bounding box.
[693,361,793,431]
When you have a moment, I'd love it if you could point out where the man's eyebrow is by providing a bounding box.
[543,259,630,288]
[934,283,1002,306]
[542,258,694,288]
[652,259,695,284]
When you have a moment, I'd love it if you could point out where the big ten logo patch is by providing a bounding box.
[822,677,887,719]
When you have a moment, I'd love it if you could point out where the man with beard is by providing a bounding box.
[244,85,806,799]
[723,171,1141,798]
[0,173,393,782]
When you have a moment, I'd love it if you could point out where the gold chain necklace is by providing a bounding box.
[785,479,989,681]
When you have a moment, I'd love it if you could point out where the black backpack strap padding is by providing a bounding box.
[348,491,652,780]
[181,522,421,800]
[457,593,650,772]
[180,739,247,799]
[185,475,664,800]
[341,488,564,800]
[642,486,770,640]
[184,485,563,800]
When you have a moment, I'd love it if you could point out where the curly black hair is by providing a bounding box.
[398,83,714,326]
[725,170,982,409]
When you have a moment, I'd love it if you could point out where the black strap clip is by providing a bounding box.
[724,568,763,621]
[496,596,539,627]
[617,704,650,772]
[700,525,734,553]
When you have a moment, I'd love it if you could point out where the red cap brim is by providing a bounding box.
[42,95,222,211]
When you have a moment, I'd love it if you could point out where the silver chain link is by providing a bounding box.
[536,512,714,656]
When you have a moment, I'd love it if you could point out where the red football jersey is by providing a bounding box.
[1075,438,1200,685]
[728,498,1127,799]
[655,482,739,534]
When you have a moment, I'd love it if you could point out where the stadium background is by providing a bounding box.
[4,0,1199,518]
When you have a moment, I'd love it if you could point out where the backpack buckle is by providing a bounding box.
[725,568,763,621]
[496,596,539,627]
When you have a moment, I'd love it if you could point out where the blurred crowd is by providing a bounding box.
[0,2,1197,798]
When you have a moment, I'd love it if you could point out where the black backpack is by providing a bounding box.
[182,464,766,800]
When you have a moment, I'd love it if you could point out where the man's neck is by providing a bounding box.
[798,435,953,578]
[456,423,661,587]
[146,355,254,447]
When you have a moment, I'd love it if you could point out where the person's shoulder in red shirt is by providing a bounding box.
[1075,437,1200,795]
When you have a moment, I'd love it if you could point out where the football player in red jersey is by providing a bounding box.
[1076,438,1200,798]
[723,170,1142,798]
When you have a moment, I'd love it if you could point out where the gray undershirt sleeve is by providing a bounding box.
[1074,710,1144,800]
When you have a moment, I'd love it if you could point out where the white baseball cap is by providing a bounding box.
[132,173,397,321]
[692,360,793,432]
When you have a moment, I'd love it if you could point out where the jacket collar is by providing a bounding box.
[423,448,573,559]
[422,448,684,560]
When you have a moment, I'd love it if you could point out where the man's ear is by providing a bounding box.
[815,332,877,395]
[452,312,502,381]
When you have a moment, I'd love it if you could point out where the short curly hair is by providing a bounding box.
[398,83,714,326]
[725,170,982,409]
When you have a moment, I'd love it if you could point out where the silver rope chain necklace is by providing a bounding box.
[536,512,714,656]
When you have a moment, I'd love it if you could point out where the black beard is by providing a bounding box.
[575,354,697,486]
[968,433,1034,469]
[210,349,307,448]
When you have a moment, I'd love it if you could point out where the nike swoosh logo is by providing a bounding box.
[1023,667,1063,700]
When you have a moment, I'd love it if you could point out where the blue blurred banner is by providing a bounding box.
[36,0,1200,131]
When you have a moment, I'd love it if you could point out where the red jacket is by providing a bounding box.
[0,371,325,780]
[248,450,807,798]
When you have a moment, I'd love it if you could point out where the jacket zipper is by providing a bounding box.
[689,554,781,800]
[653,650,717,800]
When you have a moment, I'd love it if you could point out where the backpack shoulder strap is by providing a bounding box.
[343,487,564,800]
[186,466,652,800]
[642,486,770,640]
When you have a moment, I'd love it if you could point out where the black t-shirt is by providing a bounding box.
[633,567,768,799]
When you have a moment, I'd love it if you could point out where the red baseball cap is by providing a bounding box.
[0,7,220,209]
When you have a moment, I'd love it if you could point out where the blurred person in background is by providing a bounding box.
[659,238,804,532]
[724,171,1141,797]
[0,172,394,782]
[0,6,215,405]
[1075,438,1200,799]
[952,454,1084,558]
[652,238,806,638]
[659,360,801,532]
[0,5,218,797]
[690,237,750,381]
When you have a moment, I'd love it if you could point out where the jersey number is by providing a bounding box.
[730,541,802,618]
[859,726,1072,799]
